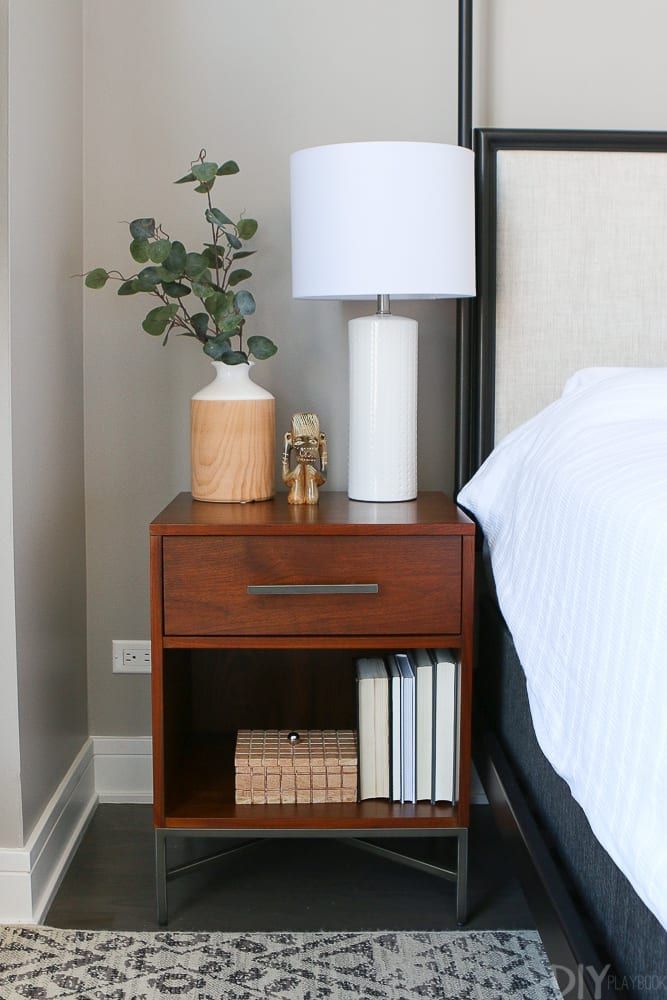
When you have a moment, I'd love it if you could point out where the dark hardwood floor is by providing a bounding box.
[46,804,534,932]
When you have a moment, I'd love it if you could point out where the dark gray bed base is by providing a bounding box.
[476,590,667,1000]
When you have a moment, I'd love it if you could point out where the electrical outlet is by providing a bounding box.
[112,640,151,674]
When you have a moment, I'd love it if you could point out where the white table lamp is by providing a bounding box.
[290,141,475,502]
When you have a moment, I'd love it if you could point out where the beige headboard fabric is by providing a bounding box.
[494,149,667,442]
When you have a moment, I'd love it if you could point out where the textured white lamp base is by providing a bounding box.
[348,314,418,502]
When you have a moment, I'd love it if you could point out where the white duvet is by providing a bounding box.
[459,367,667,929]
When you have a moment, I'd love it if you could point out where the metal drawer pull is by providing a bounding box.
[247,583,379,596]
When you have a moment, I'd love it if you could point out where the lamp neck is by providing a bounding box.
[376,294,391,315]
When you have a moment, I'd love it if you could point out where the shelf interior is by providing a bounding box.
[161,648,460,829]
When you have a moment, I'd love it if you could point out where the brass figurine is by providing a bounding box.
[282,412,327,505]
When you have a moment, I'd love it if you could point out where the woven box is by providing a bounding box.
[234,730,358,805]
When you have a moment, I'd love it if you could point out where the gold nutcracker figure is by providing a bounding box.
[282,412,328,505]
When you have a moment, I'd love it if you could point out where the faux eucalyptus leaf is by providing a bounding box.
[228,268,252,287]
[235,289,256,316]
[205,207,233,228]
[225,231,242,251]
[202,247,225,270]
[162,281,191,298]
[85,268,109,289]
[184,252,208,279]
[130,238,150,263]
[247,335,277,360]
[222,350,248,365]
[194,181,214,194]
[164,240,186,275]
[191,278,214,299]
[202,247,222,269]
[174,171,196,184]
[149,239,171,263]
[191,312,210,339]
[129,218,156,240]
[217,160,239,175]
[213,293,236,327]
[142,304,178,336]
[237,218,258,240]
[232,250,256,260]
[135,266,163,291]
[203,334,232,361]
[207,293,233,328]
[204,291,227,319]
[222,313,243,333]
[117,279,139,295]
[192,161,218,183]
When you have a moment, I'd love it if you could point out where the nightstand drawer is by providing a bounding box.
[162,536,462,636]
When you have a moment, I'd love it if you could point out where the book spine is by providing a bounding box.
[453,657,460,804]
[430,649,437,805]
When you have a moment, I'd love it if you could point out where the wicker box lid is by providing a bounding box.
[234,729,358,770]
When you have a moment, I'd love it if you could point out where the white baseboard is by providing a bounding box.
[92,736,153,803]
[0,736,153,924]
[0,739,97,923]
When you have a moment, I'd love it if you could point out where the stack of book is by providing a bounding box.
[356,650,459,803]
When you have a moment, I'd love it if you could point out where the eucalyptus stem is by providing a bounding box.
[205,201,222,292]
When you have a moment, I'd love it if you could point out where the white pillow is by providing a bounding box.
[561,366,655,397]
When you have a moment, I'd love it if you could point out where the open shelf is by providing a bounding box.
[161,649,461,831]
[165,735,460,830]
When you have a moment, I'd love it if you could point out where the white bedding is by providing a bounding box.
[459,367,667,929]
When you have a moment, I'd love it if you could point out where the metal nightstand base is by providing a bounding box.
[155,827,468,927]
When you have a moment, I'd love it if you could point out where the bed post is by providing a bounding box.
[455,0,473,495]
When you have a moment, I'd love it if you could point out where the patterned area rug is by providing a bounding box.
[0,926,560,999]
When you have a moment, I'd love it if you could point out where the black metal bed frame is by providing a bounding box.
[459,127,667,1000]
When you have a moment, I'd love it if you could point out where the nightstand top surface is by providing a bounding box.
[151,491,474,536]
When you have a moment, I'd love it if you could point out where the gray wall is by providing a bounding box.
[0,0,22,848]
[84,0,667,737]
[8,0,88,840]
[476,0,667,131]
[83,0,458,736]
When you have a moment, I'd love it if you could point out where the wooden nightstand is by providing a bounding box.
[150,491,475,925]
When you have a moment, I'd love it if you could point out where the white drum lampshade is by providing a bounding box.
[290,141,475,502]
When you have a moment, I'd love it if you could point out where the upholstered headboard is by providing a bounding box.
[464,129,667,478]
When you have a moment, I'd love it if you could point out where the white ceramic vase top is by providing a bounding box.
[191,360,275,503]
[348,314,418,502]
[192,360,274,401]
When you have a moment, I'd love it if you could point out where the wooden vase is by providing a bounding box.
[191,361,275,503]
